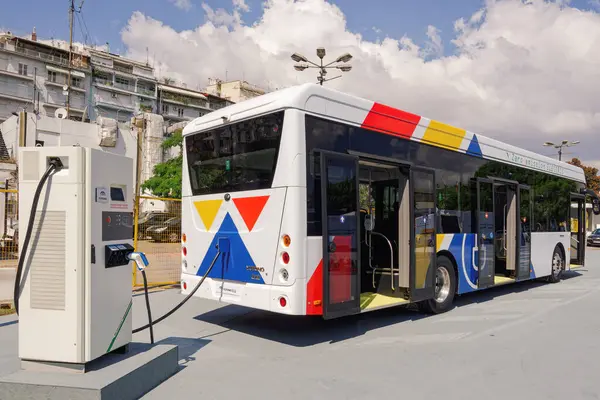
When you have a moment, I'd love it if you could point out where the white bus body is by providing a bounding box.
[180,83,591,319]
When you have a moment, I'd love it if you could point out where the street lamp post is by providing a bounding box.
[543,140,580,161]
[291,47,352,85]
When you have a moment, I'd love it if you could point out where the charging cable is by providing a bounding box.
[14,158,63,315]
[132,250,221,335]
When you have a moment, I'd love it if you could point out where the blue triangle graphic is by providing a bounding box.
[196,213,265,284]
[467,134,483,158]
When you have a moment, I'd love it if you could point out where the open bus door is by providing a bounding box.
[476,178,495,288]
[408,167,436,302]
[570,193,586,267]
[320,152,361,319]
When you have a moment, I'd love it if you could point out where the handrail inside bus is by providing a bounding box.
[365,231,395,291]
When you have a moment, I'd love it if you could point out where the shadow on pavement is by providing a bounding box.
[192,271,586,347]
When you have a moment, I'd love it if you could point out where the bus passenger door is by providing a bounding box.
[476,179,495,288]
[320,152,361,319]
[409,167,436,302]
[517,185,532,281]
[570,194,586,266]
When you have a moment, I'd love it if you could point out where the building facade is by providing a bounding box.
[0,32,91,123]
[205,79,266,103]
[89,49,157,123]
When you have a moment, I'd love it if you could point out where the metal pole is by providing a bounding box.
[132,117,143,286]
[558,146,562,161]
[66,0,75,119]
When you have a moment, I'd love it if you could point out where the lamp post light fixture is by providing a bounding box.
[543,140,580,161]
[291,47,353,85]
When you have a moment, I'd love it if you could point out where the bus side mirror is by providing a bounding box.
[593,198,600,215]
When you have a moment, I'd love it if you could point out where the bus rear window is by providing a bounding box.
[185,111,284,195]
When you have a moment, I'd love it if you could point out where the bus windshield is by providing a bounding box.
[185,111,284,195]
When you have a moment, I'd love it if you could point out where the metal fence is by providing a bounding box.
[0,189,18,270]
[132,195,182,288]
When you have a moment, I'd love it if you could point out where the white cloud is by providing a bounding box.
[122,0,600,165]
[233,0,250,12]
[169,0,192,11]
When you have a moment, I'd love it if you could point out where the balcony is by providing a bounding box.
[0,81,34,101]
[0,69,34,81]
[113,64,133,75]
[161,92,208,109]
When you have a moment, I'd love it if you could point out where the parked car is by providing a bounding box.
[136,212,176,240]
[146,217,181,243]
[587,228,600,247]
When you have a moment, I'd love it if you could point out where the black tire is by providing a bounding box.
[419,255,457,314]
[547,245,564,283]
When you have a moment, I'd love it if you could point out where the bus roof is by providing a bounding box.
[182,83,586,183]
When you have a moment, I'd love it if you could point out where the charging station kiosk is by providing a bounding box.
[17,146,135,370]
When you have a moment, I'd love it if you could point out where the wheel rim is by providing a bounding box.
[434,266,451,303]
[552,251,563,276]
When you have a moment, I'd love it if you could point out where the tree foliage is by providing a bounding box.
[568,158,600,192]
[141,129,183,198]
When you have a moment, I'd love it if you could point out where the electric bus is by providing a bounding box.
[180,83,600,319]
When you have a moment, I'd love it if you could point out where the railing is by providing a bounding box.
[0,80,34,100]
[113,64,133,75]
[137,87,156,97]
[162,92,207,107]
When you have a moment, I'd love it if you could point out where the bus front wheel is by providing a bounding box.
[547,245,564,283]
[419,255,457,314]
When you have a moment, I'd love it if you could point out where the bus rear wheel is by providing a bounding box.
[419,255,456,314]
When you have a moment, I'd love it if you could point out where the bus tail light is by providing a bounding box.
[182,246,187,257]
[279,296,287,308]
[282,234,291,247]
[281,252,290,265]
[182,233,187,243]
[183,281,187,290]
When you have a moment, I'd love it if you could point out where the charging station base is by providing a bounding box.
[0,343,178,400]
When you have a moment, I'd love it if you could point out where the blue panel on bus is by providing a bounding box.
[466,134,483,158]
[196,213,265,284]
[442,233,480,294]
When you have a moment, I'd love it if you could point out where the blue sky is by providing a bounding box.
[2,0,597,56]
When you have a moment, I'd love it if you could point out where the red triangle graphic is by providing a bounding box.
[233,195,270,231]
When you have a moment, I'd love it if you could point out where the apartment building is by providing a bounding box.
[157,83,235,128]
[0,31,91,123]
[89,49,157,122]
[205,79,266,103]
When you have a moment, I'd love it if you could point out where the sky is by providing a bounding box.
[2,0,600,167]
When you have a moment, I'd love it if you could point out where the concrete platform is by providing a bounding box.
[0,342,178,400]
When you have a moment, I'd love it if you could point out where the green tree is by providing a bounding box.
[568,158,600,192]
[141,129,183,198]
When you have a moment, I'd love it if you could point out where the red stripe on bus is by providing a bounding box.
[306,259,323,315]
[361,102,421,139]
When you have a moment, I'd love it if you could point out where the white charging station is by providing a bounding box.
[17,146,135,370]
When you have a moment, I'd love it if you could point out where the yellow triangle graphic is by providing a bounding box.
[194,200,223,231]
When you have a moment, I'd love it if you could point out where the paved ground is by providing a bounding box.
[1,249,600,399]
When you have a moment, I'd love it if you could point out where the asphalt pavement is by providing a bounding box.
[1,249,600,399]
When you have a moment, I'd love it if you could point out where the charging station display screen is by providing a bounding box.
[102,211,133,241]
[110,186,126,202]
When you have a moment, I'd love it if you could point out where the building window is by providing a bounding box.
[199,111,206,117]
[18,63,28,76]
[115,76,129,86]
[178,107,184,117]
[162,104,168,113]
[48,71,57,82]
[72,77,82,88]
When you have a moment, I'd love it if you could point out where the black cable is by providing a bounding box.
[14,158,63,315]
[141,270,154,344]
[132,250,221,334]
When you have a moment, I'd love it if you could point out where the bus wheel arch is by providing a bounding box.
[419,254,457,314]
[547,243,565,283]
